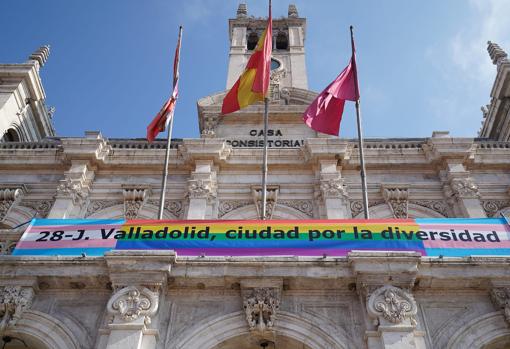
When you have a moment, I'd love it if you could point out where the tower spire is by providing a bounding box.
[28,45,50,69]
[487,41,508,65]
[237,3,247,18]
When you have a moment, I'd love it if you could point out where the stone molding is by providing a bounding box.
[409,200,450,218]
[487,41,508,66]
[0,286,34,332]
[106,286,159,326]
[122,186,150,220]
[20,199,53,218]
[146,200,183,218]
[366,285,417,326]
[0,188,24,221]
[350,200,385,218]
[382,186,409,219]
[490,287,510,324]
[278,200,314,218]
[85,200,123,217]
[55,162,94,207]
[242,287,280,334]
[252,185,279,219]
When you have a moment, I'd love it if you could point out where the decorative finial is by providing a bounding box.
[28,45,51,68]
[288,4,298,18]
[237,3,247,18]
[487,41,508,65]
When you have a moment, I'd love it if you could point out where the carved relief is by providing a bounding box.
[481,200,510,218]
[243,288,280,334]
[449,178,480,199]
[320,178,348,199]
[21,200,53,218]
[187,179,217,200]
[147,200,183,218]
[382,187,409,219]
[367,285,417,326]
[0,188,23,221]
[0,286,34,332]
[350,200,384,218]
[85,200,123,217]
[123,188,149,220]
[490,287,510,324]
[218,200,252,218]
[278,200,314,218]
[252,186,279,220]
[107,286,158,326]
[410,200,450,218]
[56,178,88,206]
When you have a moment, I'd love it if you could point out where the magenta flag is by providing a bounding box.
[303,51,359,136]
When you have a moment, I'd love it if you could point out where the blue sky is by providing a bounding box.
[1,0,509,139]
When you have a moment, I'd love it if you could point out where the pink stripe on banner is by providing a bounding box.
[419,224,510,232]
[423,239,510,249]
[26,224,124,233]
[16,239,117,249]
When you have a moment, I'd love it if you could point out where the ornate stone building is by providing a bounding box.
[1,4,510,349]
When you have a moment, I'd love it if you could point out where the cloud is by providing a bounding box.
[449,0,510,83]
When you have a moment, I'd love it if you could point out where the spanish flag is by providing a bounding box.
[221,4,272,114]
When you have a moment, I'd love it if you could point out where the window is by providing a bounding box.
[275,31,288,50]
[247,31,259,50]
[2,128,20,142]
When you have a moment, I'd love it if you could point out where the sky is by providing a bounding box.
[1,0,510,140]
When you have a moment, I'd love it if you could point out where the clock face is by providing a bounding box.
[271,58,280,70]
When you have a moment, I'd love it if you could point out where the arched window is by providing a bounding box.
[276,31,289,50]
[2,128,20,142]
[247,31,259,50]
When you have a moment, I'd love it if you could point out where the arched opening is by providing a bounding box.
[483,335,510,349]
[275,32,288,50]
[212,334,312,349]
[0,333,49,349]
[2,128,20,142]
[247,32,259,50]
[447,312,510,349]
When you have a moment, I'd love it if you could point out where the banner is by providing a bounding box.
[12,218,510,257]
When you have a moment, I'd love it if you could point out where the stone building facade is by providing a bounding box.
[1,4,510,349]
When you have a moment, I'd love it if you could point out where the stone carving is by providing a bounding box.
[237,3,247,18]
[201,114,219,138]
[278,200,314,218]
[449,178,480,199]
[320,178,348,199]
[269,69,286,102]
[487,41,508,65]
[107,286,159,326]
[0,188,23,221]
[490,288,510,324]
[367,285,417,326]
[187,179,217,200]
[28,45,50,67]
[0,241,17,255]
[410,200,450,218]
[252,186,279,220]
[481,200,510,218]
[288,4,299,18]
[56,178,88,205]
[350,200,385,218]
[243,288,280,333]
[280,87,291,105]
[85,200,123,217]
[147,200,183,218]
[21,200,53,218]
[218,200,252,218]
[123,188,148,220]
[0,286,34,332]
[382,187,409,219]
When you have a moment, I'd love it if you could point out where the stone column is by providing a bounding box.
[318,160,351,218]
[349,251,426,349]
[442,161,486,218]
[186,160,217,219]
[98,251,175,349]
[48,160,93,219]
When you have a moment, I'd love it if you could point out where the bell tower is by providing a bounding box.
[226,3,308,91]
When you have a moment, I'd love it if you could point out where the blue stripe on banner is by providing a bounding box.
[11,247,113,256]
[115,239,426,250]
[31,218,125,226]
[415,218,507,225]
[425,248,510,257]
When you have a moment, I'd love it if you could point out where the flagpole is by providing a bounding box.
[261,97,269,220]
[350,25,370,219]
[158,26,183,220]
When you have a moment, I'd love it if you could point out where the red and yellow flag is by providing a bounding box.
[221,5,272,114]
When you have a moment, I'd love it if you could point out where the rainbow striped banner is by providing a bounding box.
[12,218,510,257]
